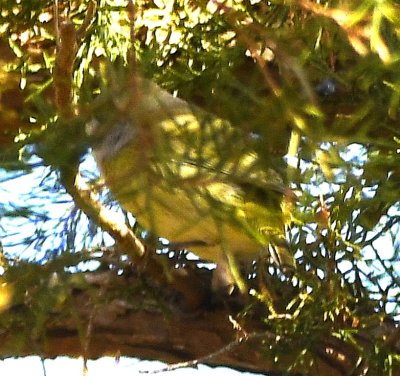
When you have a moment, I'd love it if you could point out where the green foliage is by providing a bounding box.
[1,0,400,373]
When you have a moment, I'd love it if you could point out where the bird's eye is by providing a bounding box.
[315,78,337,97]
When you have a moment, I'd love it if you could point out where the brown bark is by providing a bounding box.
[0,267,398,376]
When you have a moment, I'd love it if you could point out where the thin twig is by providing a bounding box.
[53,19,77,119]
[127,0,137,70]
[52,1,145,260]
[139,331,275,374]
[66,172,145,260]
[77,0,97,40]
[54,0,59,48]
[40,358,47,376]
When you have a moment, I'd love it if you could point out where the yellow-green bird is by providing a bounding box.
[91,75,294,293]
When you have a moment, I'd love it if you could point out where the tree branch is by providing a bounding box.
[141,330,276,374]
[53,20,77,119]
[51,5,207,310]
[0,269,366,376]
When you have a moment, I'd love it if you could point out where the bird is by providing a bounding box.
[91,74,294,293]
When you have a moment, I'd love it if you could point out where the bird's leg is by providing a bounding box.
[211,254,235,295]
[223,250,248,294]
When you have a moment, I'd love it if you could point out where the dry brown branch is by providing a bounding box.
[2,268,394,375]
[140,330,276,374]
[50,2,208,311]
[52,5,145,260]
[69,173,146,260]
[52,4,143,257]
[77,1,97,40]
[53,20,77,119]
